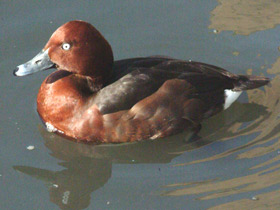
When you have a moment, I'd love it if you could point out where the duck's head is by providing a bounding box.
[14,20,114,84]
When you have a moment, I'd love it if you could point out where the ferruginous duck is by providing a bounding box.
[13,20,270,143]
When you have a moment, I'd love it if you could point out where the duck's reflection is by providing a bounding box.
[15,158,110,210]
[13,101,267,210]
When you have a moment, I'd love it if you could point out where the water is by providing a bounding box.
[1,0,280,209]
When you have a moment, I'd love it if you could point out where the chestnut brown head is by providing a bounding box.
[14,20,114,83]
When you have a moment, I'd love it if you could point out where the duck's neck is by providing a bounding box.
[37,71,98,131]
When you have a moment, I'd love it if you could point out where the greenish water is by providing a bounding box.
[1,0,280,209]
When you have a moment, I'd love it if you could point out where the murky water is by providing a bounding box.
[1,0,280,209]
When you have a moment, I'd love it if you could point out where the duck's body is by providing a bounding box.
[14,21,269,143]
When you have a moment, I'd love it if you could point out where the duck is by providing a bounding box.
[13,20,270,143]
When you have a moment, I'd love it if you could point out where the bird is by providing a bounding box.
[13,20,270,143]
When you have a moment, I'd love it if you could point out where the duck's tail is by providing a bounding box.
[233,75,270,91]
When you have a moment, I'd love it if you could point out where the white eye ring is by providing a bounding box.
[62,43,71,50]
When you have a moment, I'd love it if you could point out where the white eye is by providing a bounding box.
[62,43,71,50]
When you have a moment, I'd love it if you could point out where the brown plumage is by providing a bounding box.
[14,20,270,143]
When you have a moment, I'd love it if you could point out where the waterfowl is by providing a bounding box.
[13,20,270,143]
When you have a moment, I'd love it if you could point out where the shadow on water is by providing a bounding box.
[13,100,268,210]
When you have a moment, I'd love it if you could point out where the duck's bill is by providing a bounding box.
[13,48,55,76]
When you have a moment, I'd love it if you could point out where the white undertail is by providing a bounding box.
[224,90,242,110]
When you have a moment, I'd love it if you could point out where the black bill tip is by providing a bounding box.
[13,67,19,76]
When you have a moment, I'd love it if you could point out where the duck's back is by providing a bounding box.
[94,56,269,115]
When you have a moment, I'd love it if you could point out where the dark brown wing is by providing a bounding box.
[94,56,269,115]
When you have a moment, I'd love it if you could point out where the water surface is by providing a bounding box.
[1,0,280,209]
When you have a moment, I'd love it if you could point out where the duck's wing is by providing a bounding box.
[95,57,269,115]
[153,59,269,91]
[110,56,174,80]
[79,78,208,142]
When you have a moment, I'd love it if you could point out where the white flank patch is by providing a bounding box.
[224,90,242,110]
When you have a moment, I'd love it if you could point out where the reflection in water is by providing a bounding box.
[159,1,280,203]
[162,164,280,199]
[160,55,280,208]
[209,189,280,209]
[13,100,268,209]
[14,158,111,210]
[209,0,280,35]
[13,128,203,210]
